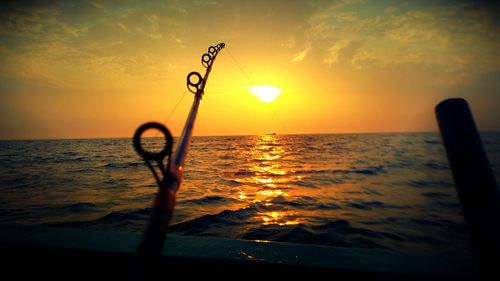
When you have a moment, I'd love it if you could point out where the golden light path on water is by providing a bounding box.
[236,134,300,226]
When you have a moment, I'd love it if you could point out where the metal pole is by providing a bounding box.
[435,98,500,277]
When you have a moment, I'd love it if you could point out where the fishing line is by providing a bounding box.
[226,47,289,133]
[271,108,289,132]
[226,48,255,86]
[163,89,188,124]
[153,89,187,138]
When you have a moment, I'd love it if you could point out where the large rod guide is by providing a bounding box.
[132,43,225,259]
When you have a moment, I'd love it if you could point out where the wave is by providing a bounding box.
[182,195,237,205]
[422,192,451,199]
[407,179,454,188]
[295,166,385,176]
[346,200,408,211]
[424,161,449,170]
[30,155,89,164]
[102,162,142,169]
[229,169,253,176]
[46,208,151,231]
[166,208,398,250]
[41,200,469,254]
[242,219,393,249]
[168,207,256,236]
[57,202,97,213]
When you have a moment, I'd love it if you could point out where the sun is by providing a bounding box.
[246,85,282,103]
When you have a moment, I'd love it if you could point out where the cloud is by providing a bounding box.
[0,1,59,36]
[281,37,295,49]
[2,0,499,88]
[292,0,500,81]
[292,43,311,63]
[0,1,192,90]
[324,41,362,67]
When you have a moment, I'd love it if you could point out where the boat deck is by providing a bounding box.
[0,224,478,280]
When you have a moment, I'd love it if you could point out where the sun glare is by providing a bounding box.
[246,85,282,103]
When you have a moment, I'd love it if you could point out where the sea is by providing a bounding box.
[1,132,499,258]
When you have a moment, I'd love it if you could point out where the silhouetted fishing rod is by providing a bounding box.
[133,43,225,260]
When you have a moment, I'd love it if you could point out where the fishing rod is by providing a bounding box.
[133,43,225,259]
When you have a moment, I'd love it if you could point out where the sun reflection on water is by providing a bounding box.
[237,134,300,226]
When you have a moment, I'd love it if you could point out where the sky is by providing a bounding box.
[1,0,499,139]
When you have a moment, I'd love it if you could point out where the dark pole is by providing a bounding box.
[435,98,500,278]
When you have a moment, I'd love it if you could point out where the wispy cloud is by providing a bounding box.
[292,43,311,63]
[0,1,191,90]
[303,1,500,76]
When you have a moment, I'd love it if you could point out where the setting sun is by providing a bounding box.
[246,85,282,103]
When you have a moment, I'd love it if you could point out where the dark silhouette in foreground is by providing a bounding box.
[436,98,500,279]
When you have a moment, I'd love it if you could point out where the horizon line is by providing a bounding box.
[2,130,500,142]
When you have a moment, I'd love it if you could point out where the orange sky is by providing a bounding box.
[1,0,499,139]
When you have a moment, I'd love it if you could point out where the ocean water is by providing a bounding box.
[1,133,499,257]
